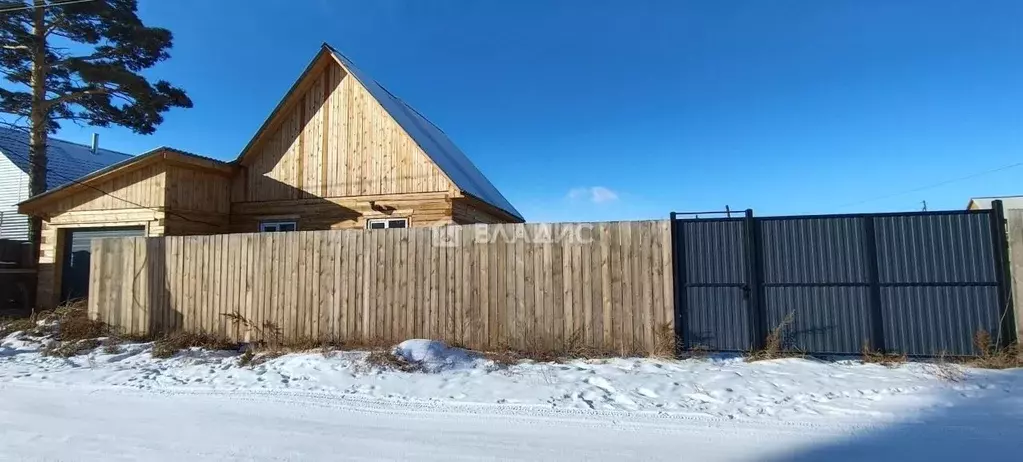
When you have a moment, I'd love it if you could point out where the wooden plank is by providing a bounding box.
[522,231,534,349]
[649,221,665,343]
[660,221,674,335]
[451,228,462,344]
[373,229,384,342]
[609,224,623,353]
[503,225,515,348]
[551,224,565,349]
[620,223,634,354]
[464,225,476,347]
[214,234,226,337]
[428,228,439,339]
[580,230,593,348]
[358,230,370,342]
[289,232,302,341]
[298,231,311,340]
[590,225,604,350]
[404,228,416,340]
[599,223,613,350]
[337,230,350,340]
[478,227,491,349]
[396,228,408,341]
[314,232,327,340]
[639,221,654,353]
[327,231,340,340]
[562,224,574,346]
[541,226,554,350]
[123,238,138,335]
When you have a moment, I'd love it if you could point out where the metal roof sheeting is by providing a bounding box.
[326,45,524,222]
[0,127,132,191]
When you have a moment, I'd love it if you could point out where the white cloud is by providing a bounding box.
[567,186,620,204]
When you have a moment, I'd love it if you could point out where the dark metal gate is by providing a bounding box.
[670,203,1016,356]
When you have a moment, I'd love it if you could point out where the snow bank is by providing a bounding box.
[392,339,491,373]
[3,330,1023,424]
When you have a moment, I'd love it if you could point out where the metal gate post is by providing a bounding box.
[989,200,1017,347]
[743,209,766,351]
[863,217,887,353]
[669,212,689,354]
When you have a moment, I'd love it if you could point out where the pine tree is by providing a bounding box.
[0,0,191,256]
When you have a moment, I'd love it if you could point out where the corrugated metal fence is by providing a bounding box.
[671,207,1015,356]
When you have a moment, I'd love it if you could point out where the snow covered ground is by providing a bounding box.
[2,334,1022,461]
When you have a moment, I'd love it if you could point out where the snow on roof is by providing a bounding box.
[326,45,524,222]
[0,127,132,191]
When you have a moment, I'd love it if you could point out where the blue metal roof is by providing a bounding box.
[0,127,132,190]
[325,45,524,222]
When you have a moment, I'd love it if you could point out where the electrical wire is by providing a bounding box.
[0,0,97,14]
[835,161,1023,209]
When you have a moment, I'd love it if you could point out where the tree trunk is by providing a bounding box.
[27,0,48,261]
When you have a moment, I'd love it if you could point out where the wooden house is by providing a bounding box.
[18,44,523,309]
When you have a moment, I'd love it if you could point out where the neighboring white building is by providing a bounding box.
[0,127,132,240]
[967,196,1023,211]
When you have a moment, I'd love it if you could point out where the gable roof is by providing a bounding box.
[0,127,133,191]
[967,196,1023,210]
[236,44,523,222]
[323,45,523,222]
[18,147,232,213]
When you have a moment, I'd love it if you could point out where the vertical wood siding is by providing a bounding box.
[88,221,674,354]
[237,61,455,203]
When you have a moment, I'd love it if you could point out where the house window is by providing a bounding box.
[260,220,297,232]
[367,218,408,229]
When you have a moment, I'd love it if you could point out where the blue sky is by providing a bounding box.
[42,0,1023,222]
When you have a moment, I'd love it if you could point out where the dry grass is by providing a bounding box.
[967,330,1021,369]
[364,350,422,372]
[650,323,677,359]
[747,312,802,361]
[42,338,100,358]
[927,352,967,382]
[0,317,37,338]
[151,331,238,359]
[860,341,908,368]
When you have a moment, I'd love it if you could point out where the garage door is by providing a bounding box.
[61,227,146,302]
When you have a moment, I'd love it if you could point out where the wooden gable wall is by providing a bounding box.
[235,59,455,203]
[43,163,167,215]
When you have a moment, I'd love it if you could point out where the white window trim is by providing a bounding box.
[366,217,409,229]
[259,220,298,232]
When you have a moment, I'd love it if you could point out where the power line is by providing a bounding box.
[0,0,97,14]
[836,161,1023,209]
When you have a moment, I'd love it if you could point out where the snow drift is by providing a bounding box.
[392,339,492,372]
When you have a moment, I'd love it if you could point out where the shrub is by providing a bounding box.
[42,339,100,358]
[969,330,1021,369]
[747,312,801,361]
[861,342,907,368]
[151,331,237,359]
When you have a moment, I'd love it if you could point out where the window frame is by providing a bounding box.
[366,217,409,230]
[259,220,298,233]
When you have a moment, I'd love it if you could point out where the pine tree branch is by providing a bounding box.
[1,45,29,50]
[44,86,106,109]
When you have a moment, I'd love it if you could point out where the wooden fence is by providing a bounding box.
[89,221,675,353]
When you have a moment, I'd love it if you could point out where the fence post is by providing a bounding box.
[989,200,1017,348]
[669,212,689,354]
[743,209,766,351]
[862,217,887,353]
